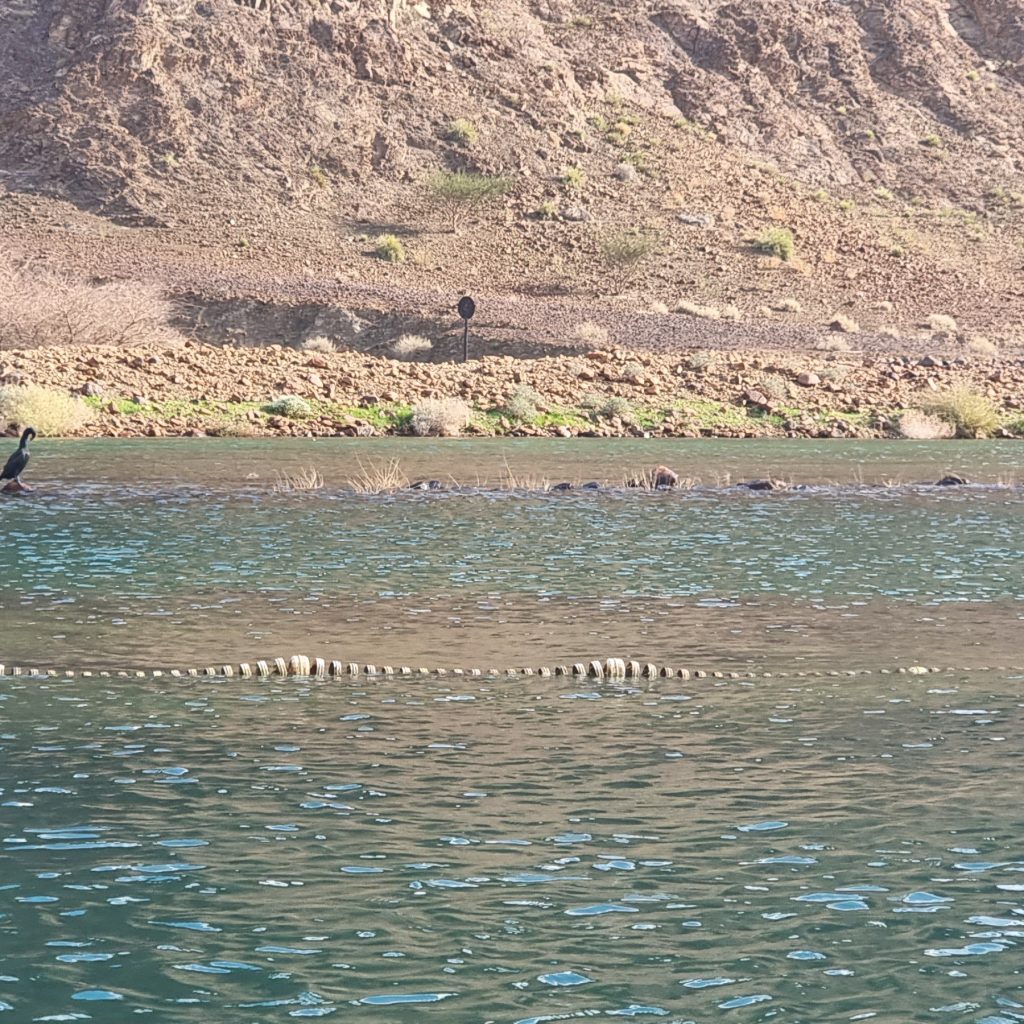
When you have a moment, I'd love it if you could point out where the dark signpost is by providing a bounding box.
[457,295,475,363]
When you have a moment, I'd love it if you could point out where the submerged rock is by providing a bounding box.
[739,478,785,491]
[408,479,445,491]
[550,482,574,491]
[653,465,679,488]
[934,474,968,486]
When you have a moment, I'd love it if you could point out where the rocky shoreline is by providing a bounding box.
[2,339,1023,440]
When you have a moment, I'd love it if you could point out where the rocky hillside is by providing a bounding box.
[1,0,1022,338]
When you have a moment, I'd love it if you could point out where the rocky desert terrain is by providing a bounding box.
[1,0,1023,437]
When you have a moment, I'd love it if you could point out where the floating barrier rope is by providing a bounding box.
[0,658,1018,680]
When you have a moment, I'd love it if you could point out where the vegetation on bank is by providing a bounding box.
[0,389,992,440]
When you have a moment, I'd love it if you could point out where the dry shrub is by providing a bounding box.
[574,321,609,346]
[411,397,471,437]
[649,301,670,315]
[898,410,955,440]
[273,466,324,492]
[0,384,94,436]
[301,336,335,353]
[966,336,999,357]
[773,297,802,313]
[720,304,742,322]
[922,388,1000,438]
[392,334,433,359]
[926,313,958,333]
[505,386,541,422]
[347,458,408,494]
[0,259,180,350]
[828,314,860,334]
[675,299,721,320]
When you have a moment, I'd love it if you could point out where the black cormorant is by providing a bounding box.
[1,427,36,492]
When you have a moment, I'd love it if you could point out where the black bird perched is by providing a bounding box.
[1,427,36,492]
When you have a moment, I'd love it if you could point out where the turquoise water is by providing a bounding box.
[2,671,1023,1022]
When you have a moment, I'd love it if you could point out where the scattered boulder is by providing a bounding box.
[934,474,968,486]
[408,479,445,491]
[796,371,820,387]
[550,482,574,491]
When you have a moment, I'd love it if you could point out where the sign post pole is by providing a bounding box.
[457,295,475,364]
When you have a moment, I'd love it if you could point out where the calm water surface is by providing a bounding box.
[2,672,1024,1022]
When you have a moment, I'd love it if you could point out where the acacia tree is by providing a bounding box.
[426,171,513,233]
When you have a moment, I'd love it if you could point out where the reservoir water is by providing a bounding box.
[2,439,1023,1021]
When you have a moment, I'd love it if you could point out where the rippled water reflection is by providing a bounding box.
[2,461,1024,667]
[2,673,1023,1021]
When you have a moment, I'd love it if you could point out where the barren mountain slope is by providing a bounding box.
[1,0,1022,337]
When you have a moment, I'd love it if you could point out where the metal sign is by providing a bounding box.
[457,295,475,362]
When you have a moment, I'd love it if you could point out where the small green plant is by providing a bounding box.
[921,134,943,148]
[838,198,856,212]
[873,187,894,201]
[537,200,559,220]
[812,189,830,202]
[966,69,980,82]
[753,227,795,261]
[426,171,513,233]
[923,388,999,438]
[562,165,586,191]
[265,395,313,419]
[448,118,478,147]
[505,386,542,423]
[309,165,328,189]
[374,233,406,263]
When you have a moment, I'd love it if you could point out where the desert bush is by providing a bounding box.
[828,315,860,334]
[265,395,313,419]
[601,229,658,287]
[675,299,721,320]
[426,171,513,232]
[922,134,943,148]
[598,395,635,423]
[301,336,335,353]
[448,118,478,146]
[966,336,999,356]
[923,388,1000,438]
[614,162,638,183]
[574,321,609,346]
[411,397,471,437]
[720,304,742,322]
[375,234,406,263]
[391,334,433,359]
[536,200,559,220]
[621,360,645,379]
[898,411,955,440]
[505,386,541,422]
[754,228,795,261]
[773,297,802,313]
[926,313,958,332]
[686,350,718,373]
[0,384,94,436]
[562,165,587,191]
[0,259,181,350]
